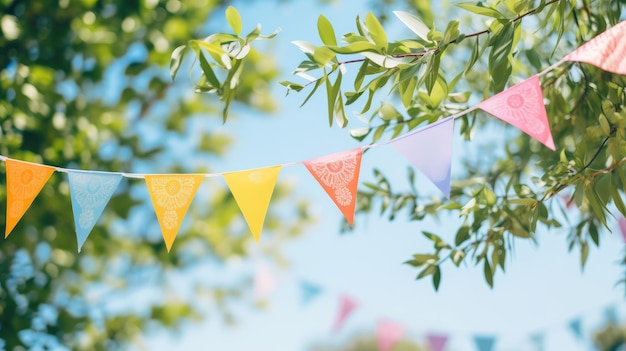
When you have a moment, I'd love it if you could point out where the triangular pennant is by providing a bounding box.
[145,174,204,252]
[473,335,496,351]
[477,76,555,150]
[332,295,358,332]
[390,117,454,197]
[67,171,122,252]
[377,319,404,351]
[565,21,626,75]
[300,281,322,306]
[303,148,363,226]
[5,159,55,238]
[605,306,619,324]
[530,333,545,351]
[426,333,448,351]
[223,166,281,242]
[568,318,583,341]
[618,217,626,243]
[254,265,276,300]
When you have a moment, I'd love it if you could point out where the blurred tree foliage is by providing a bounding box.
[594,322,626,351]
[0,0,311,349]
[194,0,626,289]
[309,334,424,351]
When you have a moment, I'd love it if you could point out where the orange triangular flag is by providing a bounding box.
[5,159,55,238]
[565,21,626,75]
[477,76,555,150]
[303,148,363,226]
[145,174,204,252]
[223,166,281,242]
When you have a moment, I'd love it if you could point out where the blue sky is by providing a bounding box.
[146,1,625,350]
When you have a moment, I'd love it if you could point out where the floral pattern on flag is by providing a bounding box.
[68,171,122,251]
[565,21,626,75]
[304,148,363,226]
[145,174,204,251]
[477,76,555,150]
[5,159,55,238]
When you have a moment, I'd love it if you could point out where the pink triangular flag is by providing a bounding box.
[477,76,555,150]
[332,295,358,332]
[390,117,454,197]
[426,333,449,351]
[304,148,363,226]
[618,217,626,243]
[565,21,626,75]
[377,319,404,351]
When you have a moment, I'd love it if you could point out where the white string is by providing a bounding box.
[0,56,570,179]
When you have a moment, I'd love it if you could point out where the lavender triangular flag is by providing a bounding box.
[474,335,496,351]
[390,117,454,197]
[67,171,122,252]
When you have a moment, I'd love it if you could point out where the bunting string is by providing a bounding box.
[1,21,625,251]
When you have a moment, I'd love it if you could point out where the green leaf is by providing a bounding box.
[313,46,337,66]
[334,93,348,128]
[483,259,494,288]
[424,53,440,95]
[317,15,337,46]
[447,91,471,103]
[188,42,221,90]
[365,12,387,51]
[417,264,437,279]
[349,127,371,141]
[225,6,242,35]
[456,2,506,18]
[328,42,379,55]
[354,60,368,92]
[454,226,470,246]
[393,10,431,42]
[611,184,626,218]
[442,20,460,44]
[580,241,589,269]
[432,266,441,291]
[378,103,402,121]
[361,52,404,68]
[488,22,514,92]
[169,45,187,80]
[450,250,465,267]
[279,81,305,93]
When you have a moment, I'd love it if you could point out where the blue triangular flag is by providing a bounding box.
[568,318,583,341]
[67,171,122,252]
[390,117,454,197]
[474,335,496,351]
[300,281,322,305]
[530,333,545,351]
[605,306,619,324]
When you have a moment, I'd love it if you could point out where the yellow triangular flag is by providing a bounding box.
[145,174,204,252]
[223,166,281,242]
[5,159,55,238]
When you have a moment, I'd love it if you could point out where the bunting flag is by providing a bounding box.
[618,217,626,242]
[145,174,204,252]
[377,319,404,351]
[67,171,122,252]
[530,333,545,351]
[223,166,281,241]
[426,333,448,351]
[605,306,619,324]
[5,159,56,238]
[304,148,363,226]
[254,265,276,300]
[568,318,583,341]
[300,281,322,305]
[389,117,454,197]
[565,21,626,75]
[473,335,496,351]
[477,76,555,151]
[332,295,358,332]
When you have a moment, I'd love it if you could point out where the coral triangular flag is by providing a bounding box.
[67,171,122,252]
[477,76,555,150]
[5,159,55,238]
[474,335,496,351]
[223,166,281,242]
[565,21,626,75]
[426,333,448,351]
[303,148,363,226]
[332,295,358,332]
[145,174,204,252]
[300,281,322,306]
[390,117,454,197]
[377,319,404,351]
[618,217,626,243]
